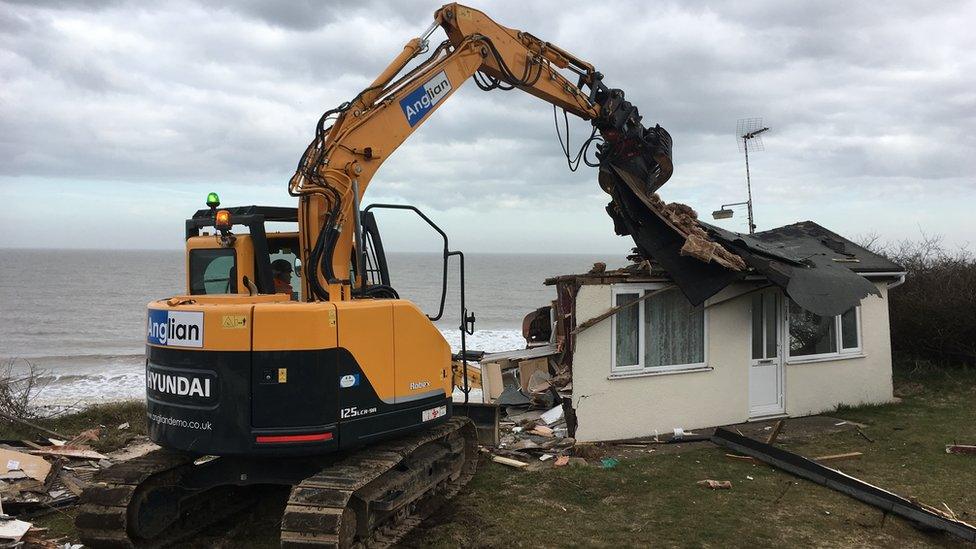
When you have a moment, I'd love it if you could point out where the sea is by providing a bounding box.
[0,249,624,405]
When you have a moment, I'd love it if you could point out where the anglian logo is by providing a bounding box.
[147,310,204,348]
[399,71,452,127]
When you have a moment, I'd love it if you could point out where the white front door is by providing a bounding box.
[749,289,785,417]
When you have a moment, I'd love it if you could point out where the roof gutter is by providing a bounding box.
[860,271,907,289]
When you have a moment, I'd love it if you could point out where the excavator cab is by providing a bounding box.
[185,204,307,297]
[184,203,390,302]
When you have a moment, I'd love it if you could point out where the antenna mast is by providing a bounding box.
[735,118,769,234]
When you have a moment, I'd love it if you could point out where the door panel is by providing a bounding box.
[749,290,784,417]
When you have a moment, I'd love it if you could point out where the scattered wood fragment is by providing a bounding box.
[855,427,874,443]
[712,427,976,543]
[697,479,732,490]
[58,471,88,497]
[491,455,528,468]
[765,420,784,445]
[66,428,100,448]
[813,452,863,464]
[530,425,554,437]
[29,447,108,460]
[553,455,570,467]
[946,444,976,455]
[725,453,762,465]
[572,288,670,335]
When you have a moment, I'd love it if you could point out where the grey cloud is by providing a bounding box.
[0,0,974,248]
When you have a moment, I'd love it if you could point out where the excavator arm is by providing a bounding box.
[289,3,671,301]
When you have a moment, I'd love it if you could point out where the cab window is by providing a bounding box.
[189,249,237,295]
[269,237,300,300]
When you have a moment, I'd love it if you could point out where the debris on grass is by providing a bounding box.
[765,420,785,445]
[712,427,976,543]
[812,452,863,464]
[697,479,732,490]
[945,444,976,455]
[491,455,528,468]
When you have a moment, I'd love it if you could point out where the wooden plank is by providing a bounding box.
[571,287,670,336]
[813,452,863,463]
[725,453,762,465]
[490,455,527,468]
[765,420,785,445]
[29,447,107,460]
[946,445,976,455]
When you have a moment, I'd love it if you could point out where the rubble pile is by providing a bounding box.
[490,404,577,468]
[0,423,157,547]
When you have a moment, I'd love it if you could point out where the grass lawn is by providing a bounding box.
[402,366,976,548]
[15,366,976,547]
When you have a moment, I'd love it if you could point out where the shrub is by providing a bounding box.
[0,359,50,420]
[869,235,976,367]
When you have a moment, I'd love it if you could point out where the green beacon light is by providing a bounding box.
[206,192,221,210]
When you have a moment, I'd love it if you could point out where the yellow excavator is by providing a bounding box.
[76,4,672,547]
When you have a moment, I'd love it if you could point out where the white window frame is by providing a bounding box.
[785,302,862,363]
[610,283,709,375]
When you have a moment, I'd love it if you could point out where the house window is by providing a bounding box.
[787,300,861,360]
[612,285,706,374]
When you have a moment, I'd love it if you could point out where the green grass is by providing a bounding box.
[401,367,976,548]
[21,366,976,547]
[0,400,147,453]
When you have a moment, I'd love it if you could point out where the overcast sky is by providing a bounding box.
[1,0,973,255]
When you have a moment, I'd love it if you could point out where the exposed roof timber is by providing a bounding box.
[600,160,904,317]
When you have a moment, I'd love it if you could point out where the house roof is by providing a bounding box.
[547,216,904,317]
[748,221,903,273]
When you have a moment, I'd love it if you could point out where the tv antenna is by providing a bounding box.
[712,118,770,233]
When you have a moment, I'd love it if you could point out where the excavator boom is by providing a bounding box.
[290,3,671,303]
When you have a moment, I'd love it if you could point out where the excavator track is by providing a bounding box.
[75,417,477,548]
[75,449,258,548]
[280,417,478,548]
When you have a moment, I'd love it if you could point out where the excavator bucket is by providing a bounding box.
[453,402,500,446]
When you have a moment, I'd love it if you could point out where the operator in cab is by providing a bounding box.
[271,259,295,299]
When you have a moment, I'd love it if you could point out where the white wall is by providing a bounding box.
[572,281,895,442]
[784,284,895,416]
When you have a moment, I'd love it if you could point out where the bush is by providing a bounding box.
[869,235,976,367]
[0,359,50,421]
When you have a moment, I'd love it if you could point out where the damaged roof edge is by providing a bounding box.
[600,160,903,318]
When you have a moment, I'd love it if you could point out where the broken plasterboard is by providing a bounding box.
[0,448,51,483]
[518,358,549,393]
[0,518,32,543]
